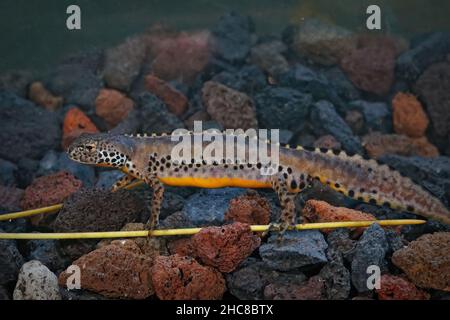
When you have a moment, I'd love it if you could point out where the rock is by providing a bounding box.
[211,65,266,94]
[59,241,154,299]
[264,275,325,300]
[351,223,389,293]
[224,191,271,225]
[28,81,63,111]
[0,286,10,300]
[138,93,185,134]
[13,260,61,300]
[211,11,254,62]
[0,91,60,162]
[26,239,68,273]
[159,191,186,220]
[319,249,351,300]
[314,135,341,150]
[60,288,107,300]
[414,62,450,138]
[289,18,356,66]
[160,211,195,229]
[0,185,23,211]
[183,188,245,226]
[254,87,312,131]
[376,274,430,300]
[279,64,345,110]
[250,40,289,76]
[322,67,360,102]
[95,170,125,189]
[385,229,406,253]
[103,35,147,91]
[0,232,24,285]
[62,107,99,149]
[362,132,439,159]
[310,100,362,155]
[0,70,34,97]
[226,257,306,300]
[202,81,257,130]
[326,229,356,263]
[340,36,397,95]
[259,230,328,271]
[167,237,196,257]
[347,100,392,134]
[95,89,134,128]
[151,31,210,84]
[397,32,450,82]
[302,200,375,236]
[392,92,429,138]
[144,75,188,116]
[0,158,18,186]
[45,62,102,110]
[151,254,226,300]
[191,222,260,273]
[21,171,82,210]
[392,232,450,291]
[53,188,144,232]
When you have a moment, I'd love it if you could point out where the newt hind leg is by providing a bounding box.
[144,176,165,236]
[269,171,310,238]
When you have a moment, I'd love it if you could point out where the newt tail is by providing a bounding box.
[67,132,450,232]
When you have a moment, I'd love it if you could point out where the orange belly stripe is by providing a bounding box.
[159,176,271,189]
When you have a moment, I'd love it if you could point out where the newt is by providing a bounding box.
[67,132,450,233]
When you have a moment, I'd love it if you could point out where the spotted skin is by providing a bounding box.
[67,133,450,235]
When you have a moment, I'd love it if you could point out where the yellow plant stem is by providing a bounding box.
[0,219,426,240]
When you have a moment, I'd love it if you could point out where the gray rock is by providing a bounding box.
[0,285,10,300]
[226,257,306,300]
[95,170,125,189]
[212,12,254,62]
[139,93,184,134]
[310,100,363,155]
[38,151,96,187]
[26,239,68,273]
[250,40,289,76]
[183,188,245,226]
[348,100,392,133]
[319,248,351,300]
[322,67,360,102]
[45,63,102,110]
[0,158,18,186]
[60,288,107,300]
[211,65,266,95]
[255,87,312,131]
[397,32,450,82]
[0,230,24,285]
[13,260,61,300]
[259,230,328,271]
[160,211,195,229]
[326,228,356,263]
[0,70,34,97]
[384,229,406,253]
[102,35,147,91]
[0,91,61,162]
[351,223,389,293]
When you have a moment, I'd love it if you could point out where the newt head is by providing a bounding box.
[67,133,131,168]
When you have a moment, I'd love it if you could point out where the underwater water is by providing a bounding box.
[1,0,450,72]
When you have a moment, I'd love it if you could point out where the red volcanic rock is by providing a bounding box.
[264,276,326,300]
[151,31,211,84]
[392,92,429,138]
[376,274,430,300]
[0,185,24,211]
[28,81,63,111]
[62,107,98,149]
[145,75,188,116]
[95,89,134,128]
[224,192,271,225]
[191,222,260,273]
[151,254,226,300]
[202,81,257,130]
[59,240,154,299]
[362,132,439,159]
[392,232,450,291]
[167,238,196,257]
[414,62,450,138]
[21,171,82,225]
[340,37,397,96]
[302,200,375,236]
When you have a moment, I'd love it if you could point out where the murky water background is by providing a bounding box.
[1,0,450,72]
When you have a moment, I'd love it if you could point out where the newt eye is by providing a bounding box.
[85,144,96,152]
